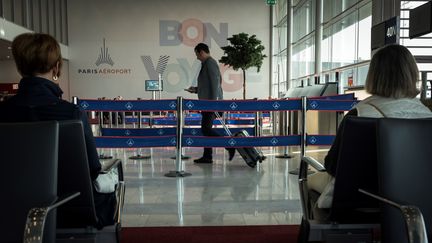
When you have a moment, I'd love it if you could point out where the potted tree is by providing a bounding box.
[219,32,267,99]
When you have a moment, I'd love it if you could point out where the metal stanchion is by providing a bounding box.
[165,96,191,177]
[130,109,151,160]
[170,109,190,160]
[275,110,294,158]
[289,96,313,175]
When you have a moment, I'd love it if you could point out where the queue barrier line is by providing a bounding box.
[123,118,256,125]
[74,95,358,176]
[100,127,256,137]
[78,98,358,113]
[93,134,335,148]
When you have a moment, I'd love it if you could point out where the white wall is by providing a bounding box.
[67,0,270,100]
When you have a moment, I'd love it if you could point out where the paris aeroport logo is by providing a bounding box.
[77,38,131,75]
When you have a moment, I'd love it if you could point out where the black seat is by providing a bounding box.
[0,121,59,243]
[375,118,432,243]
[56,120,124,243]
[298,116,380,242]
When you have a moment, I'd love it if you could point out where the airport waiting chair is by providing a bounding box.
[298,116,381,242]
[0,121,79,243]
[373,118,431,243]
[56,120,125,243]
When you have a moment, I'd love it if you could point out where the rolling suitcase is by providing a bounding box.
[215,112,266,168]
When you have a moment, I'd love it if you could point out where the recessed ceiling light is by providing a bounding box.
[7,46,12,50]
[0,29,4,36]
[6,56,10,59]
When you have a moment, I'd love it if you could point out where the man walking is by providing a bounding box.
[186,43,235,163]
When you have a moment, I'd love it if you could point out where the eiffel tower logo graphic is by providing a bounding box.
[95,38,114,66]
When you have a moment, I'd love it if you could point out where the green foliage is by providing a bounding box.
[219,32,267,72]
[219,33,267,99]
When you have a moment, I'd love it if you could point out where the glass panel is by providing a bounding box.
[292,36,315,79]
[331,11,357,68]
[357,64,369,86]
[276,0,287,22]
[358,2,371,61]
[293,0,315,42]
[321,26,332,71]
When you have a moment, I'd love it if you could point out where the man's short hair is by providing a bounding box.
[365,44,419,98]
[12,33,63,77]
[194,43,210,54]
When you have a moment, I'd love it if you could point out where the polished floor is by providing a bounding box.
[99,146,328,227]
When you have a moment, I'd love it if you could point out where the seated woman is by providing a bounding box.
[309,44,432,208]
[0,33,116,227]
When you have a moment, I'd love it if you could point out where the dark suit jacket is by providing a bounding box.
[197,56,223,100]
[0,77,101,181]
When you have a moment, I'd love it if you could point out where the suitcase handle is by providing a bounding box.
[214,112,232,136]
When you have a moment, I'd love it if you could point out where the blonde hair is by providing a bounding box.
[12,33,62,77]
[365,44,419,98]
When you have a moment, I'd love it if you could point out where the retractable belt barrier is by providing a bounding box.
[77,95,358,149]
[77,95,358,176]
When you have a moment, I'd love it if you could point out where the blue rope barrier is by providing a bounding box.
[307,135,335,146]
[101,127,255,136]
[78,96,357,112]
[94,135,301,148]
[123,117,256,125]
[182,99,302,112]
[307,99,359,111]
[183,135,301,147]
[79,99,178,111]
[95,135,176,148]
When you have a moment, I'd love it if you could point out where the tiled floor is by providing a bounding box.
[99,146,328,227]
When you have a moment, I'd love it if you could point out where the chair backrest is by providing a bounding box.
[377,118,432,242]
[0,121,59,243]
[329,116,380,221]
[56,120,99,228]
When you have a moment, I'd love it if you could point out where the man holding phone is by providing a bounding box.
[186,43,235,163]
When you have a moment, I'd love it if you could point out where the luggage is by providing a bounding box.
[215,112,266,168]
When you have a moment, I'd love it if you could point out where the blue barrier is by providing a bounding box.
[307,135,335,146]
[182,99,303,112]
[79,97,357,112]
[101,127,256,136]
[182,135,301,147]
[79,99,177,111]
[93,134,335,148]
[95,135,176,148]
[78,95,356,150]
[307,99,359,111]
[123,118,256,125]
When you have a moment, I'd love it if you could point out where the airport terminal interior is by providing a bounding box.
[1,0,432,242]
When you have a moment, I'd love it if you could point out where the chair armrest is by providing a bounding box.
[23,192,80,242]
[114,181,126,223]
[359,189,428,243]
[301,156,326,172]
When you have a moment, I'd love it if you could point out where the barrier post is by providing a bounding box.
[300,96,307,157]
[130,100,150,160]
[289,96,310,175]
[165,96,191,177]
[254,111,259,137]
[275,109,294,158]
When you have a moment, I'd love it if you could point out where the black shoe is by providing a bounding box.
[194,157,213,163]
[226,148,236,161]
